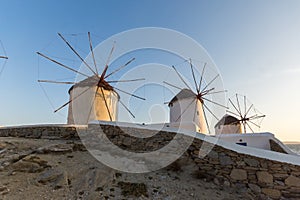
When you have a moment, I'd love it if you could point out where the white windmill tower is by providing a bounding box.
[164,59,227,134]
[214,114,242,134]
[66,75,120,124]
[37,32,144,125]
[168,89,209,133]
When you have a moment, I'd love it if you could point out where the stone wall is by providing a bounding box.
[190,143,300,199]
[92,124,300,199]
[0,124,299,199]
[0,125,82,139]
[269,139,288,154]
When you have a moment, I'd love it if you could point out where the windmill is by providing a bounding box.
[37,32,145,125]
[214,114,242,134]
[164,59,227,134]
[215,94,265,134]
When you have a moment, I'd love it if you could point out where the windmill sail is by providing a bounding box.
[215,94,265,134]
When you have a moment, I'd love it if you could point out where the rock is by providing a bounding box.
[260,160,268,169]
[224,180,230,187]
[273,173,289,179]
[248,174,257,182]
[282,190,300,198]
[213,177,220,185]
[248,183,261,194]
[0,142,7,149]
[122,137,131,146]
[292,171,300,176]
[22,155,48,167]
[230,169,247,180]
[269,139,287,154]
[282,165,291,172]
[235,183,247,192]
[236,161,246,167]
[37,169,66,189]
[0,148,7,154]
[72,143,87,151]
[10,155,49,173]
[26,129,41,138]
[285,175,300,187]
[207,150,218,159]
[261,188,281,199]
[257,171,273,184]
[3,153,20,165]
[72,167,115,197]
[117,181,148,197]
[274,180,284,186]
[0,185,9,195]
[11,161,43,173]
[244,158,259,167]
[37,143,73,154]
[219,155,233,166]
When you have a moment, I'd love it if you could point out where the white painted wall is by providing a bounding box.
[215,124,242,134]
[217,133,272,150]
[68,86,119,125]
[169,97,208,134]
[166,122,200,133]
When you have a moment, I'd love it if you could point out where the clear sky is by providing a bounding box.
[0,0,299,141]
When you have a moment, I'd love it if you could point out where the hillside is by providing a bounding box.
[0,137,254,200]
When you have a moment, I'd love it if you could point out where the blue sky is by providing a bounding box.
[0,0,300,141]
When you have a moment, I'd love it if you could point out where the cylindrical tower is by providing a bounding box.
[169,89,209,134]
[67,76,119,125]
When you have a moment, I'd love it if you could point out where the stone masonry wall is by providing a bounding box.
[94,124,300,199]
[0,124,299,199]
[190,142,300,199]
[0,126,81,139]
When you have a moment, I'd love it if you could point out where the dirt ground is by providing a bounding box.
[0,137,255,200]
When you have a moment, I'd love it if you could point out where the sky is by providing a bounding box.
[0,0,300,141]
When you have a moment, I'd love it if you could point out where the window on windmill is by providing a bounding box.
[196,111,199,115]
[169,103,173,107]
[236,142,247,146]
